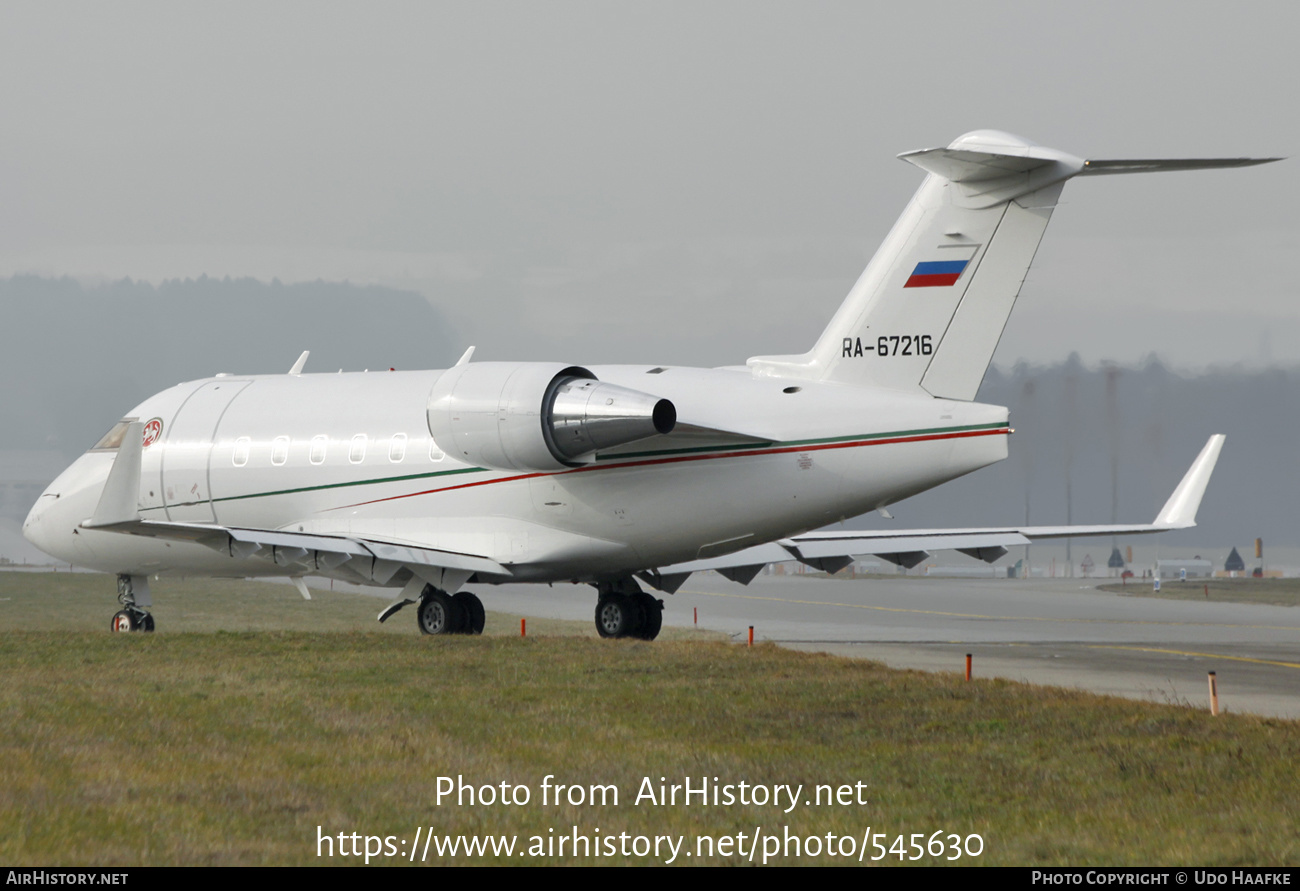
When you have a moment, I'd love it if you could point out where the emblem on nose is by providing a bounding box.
[142,418,163,447]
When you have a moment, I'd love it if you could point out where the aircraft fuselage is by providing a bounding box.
[24,364,1009,585]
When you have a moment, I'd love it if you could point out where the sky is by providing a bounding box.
[1,2,1296,371]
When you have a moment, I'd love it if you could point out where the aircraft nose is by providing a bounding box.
[22,454,111,563]
[23,485,67,556]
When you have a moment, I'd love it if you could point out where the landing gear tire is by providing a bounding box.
[595,593,642,639]
[112,574,154,632]
[453,591,485,635]
[110,609,154,633]
[633,593,663,641]
[417,589,464,635]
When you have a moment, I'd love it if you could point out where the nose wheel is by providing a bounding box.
[111,574,155,632]
[111,608,155,632]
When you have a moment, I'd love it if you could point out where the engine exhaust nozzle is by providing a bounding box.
[545,377,676,462]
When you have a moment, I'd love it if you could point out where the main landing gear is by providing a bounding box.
[111,574,154,632]
[594,579,663,641]
[415,586,486,636]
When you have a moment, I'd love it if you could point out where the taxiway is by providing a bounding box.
[482,574,1300,720]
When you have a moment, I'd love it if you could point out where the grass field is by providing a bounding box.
[1097,577,1300,607]
[2,571,1299,866]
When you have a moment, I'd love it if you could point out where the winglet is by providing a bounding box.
[85,421,144,527]
[288,350,310,375]
[1154,435,1225,528]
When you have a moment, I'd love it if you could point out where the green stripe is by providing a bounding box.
[209,422,1007,505]
[211,465,486,504]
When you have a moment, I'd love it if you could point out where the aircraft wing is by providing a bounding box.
[641,434,1224,592]
[88,517,506,585]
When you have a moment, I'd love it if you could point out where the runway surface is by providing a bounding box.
[479,574,1300,720]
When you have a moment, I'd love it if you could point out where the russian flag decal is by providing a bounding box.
[904,259,969,288]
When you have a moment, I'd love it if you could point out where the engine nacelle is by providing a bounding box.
[427,363,676,471]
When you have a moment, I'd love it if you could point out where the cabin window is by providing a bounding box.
[91,420,134,451]
[349,434,367,464]
[309,435,327,465]
[429,439,445,462]
[232,437,251,467]
[271,436,290,466]
[389,433,407,463]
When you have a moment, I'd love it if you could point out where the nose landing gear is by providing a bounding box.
[111,608,155,632]
[111,574,155,632]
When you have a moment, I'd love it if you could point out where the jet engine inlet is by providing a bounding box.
[427,362,677,471]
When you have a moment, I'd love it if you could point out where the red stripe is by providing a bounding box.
[904,273,962,288]
[334,426,1010,510]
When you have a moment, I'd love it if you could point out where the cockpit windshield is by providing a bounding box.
[91,419,136,451]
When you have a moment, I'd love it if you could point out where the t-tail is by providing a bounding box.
[748,130,1278,398]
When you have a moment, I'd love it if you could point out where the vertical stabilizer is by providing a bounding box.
[748,131,1079,398]
[747,131,1278,399]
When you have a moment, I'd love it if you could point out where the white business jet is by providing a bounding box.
[23,131,1271,638]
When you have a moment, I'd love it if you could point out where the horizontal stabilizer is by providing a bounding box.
[1080,158,1282,175]
[899,147,1066,183]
